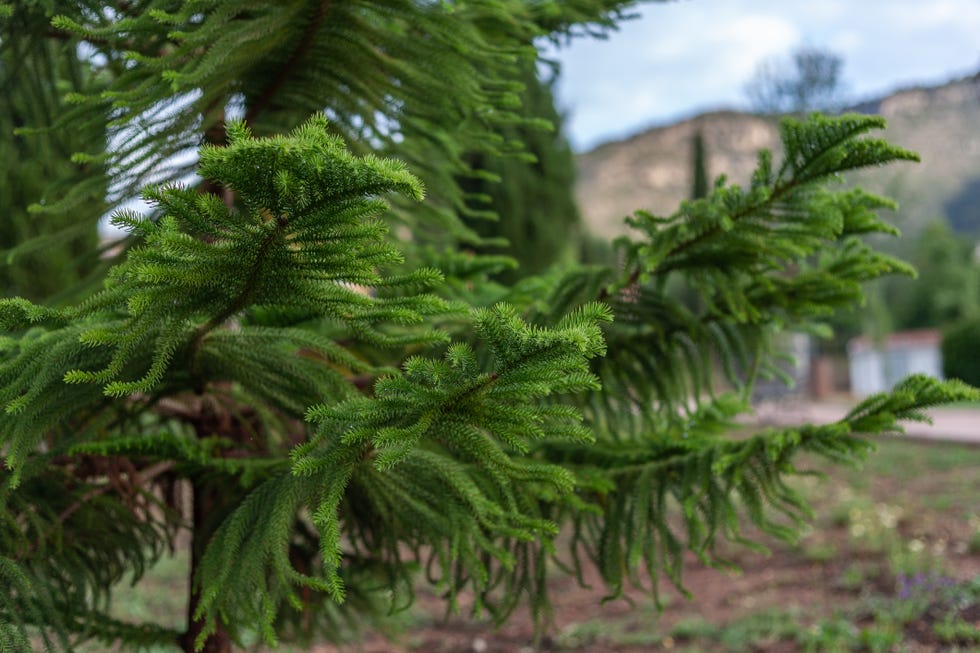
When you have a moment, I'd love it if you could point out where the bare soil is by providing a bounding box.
[308,443,980,653]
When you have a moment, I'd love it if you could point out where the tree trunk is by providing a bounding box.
[181,109,236,653]
[181,477,232,653]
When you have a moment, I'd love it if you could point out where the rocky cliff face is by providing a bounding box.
[576,72,980,240]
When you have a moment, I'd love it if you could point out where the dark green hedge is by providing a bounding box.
[942,316,980,386]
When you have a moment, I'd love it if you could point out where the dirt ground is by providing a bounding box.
[313,544,980,653]
[306,440,980,653]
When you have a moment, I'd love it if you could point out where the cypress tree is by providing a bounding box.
[690,128,709,200]
[1,4,976,653]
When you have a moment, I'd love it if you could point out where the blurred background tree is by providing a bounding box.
[883,220,980,330]
[745,45,846,115]
[690,129,709,200]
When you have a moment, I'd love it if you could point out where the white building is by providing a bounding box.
[847,329,943,395]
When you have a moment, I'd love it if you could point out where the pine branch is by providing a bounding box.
[540,376,979,603]
[187,216,287,360]
[572,115,921,416]
[53,460,173,541]
[0,116,450,434]
[244,0,332,124]
[192,302,611,645]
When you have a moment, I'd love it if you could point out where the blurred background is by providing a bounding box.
[545,0,980,400]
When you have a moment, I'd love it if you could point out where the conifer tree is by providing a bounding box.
[2,4,977,653]
[690,129,709,200]
[0,2,107,302]
[460,62,583,283]
[883,219,980,330]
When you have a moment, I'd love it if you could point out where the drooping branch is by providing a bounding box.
[244,0,332,125]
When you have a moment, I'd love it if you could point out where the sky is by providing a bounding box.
[547,0,980,151]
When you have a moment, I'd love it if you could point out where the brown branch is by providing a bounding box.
[17,460,177,559]
[56,460,175,527]
[244,0,331,124]
[187,221,284,370]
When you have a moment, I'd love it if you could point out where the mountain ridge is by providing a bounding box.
[575,71,980,241]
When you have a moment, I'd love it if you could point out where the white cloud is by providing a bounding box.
[885,0,979,29]
[551,0,978,150]
[550,8,800,148]
[715,15,800,79]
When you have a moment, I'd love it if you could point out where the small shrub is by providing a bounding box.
[934,617,980,644]
[799,617,859,652]
[969,530,980,555]
[857,623,901,652]
[837,562,882,593]
[942,316,980,386]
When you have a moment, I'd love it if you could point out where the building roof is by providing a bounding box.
[848,329,942,354]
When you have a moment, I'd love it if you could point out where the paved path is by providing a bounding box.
[749,400,980,444]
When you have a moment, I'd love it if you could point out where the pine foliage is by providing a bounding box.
[49,1,637,244]
[1,4,978,652]
[0,117,456,650]
[549,116,922,426]
[0,2,107,302]
[460,62,584,282]
[192,302,611,646]
[510,114,979,602]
